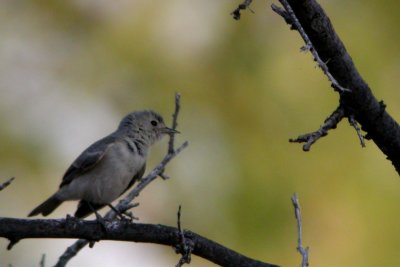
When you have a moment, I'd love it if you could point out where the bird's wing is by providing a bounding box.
[59,135,117,188]
[74,164,146,218]
[123,163,146,194]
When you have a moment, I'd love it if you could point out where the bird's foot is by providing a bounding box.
[93,210,109,231]
[107,204,138,222]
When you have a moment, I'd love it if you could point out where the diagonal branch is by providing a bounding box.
[55,239,88,267]
[0,217,279,267]
[0,177,15,191]
[348,115,366,148]
[272,0,400,174]
[272,0,349,93]
[54,93,188,267]
[108,141,188,219]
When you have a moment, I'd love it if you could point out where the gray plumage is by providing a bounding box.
[28,110,176,218]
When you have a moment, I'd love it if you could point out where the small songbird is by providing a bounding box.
[28,110,177,218]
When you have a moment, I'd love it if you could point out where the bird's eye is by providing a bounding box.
[151,120,158,126]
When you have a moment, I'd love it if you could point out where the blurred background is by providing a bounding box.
[0,0,399,266]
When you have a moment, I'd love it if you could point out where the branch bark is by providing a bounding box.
[291,193,309,267]
[289,106,345,151]
[0,93,279,267]
[273,0,400,174]
[0,217,279,267]
[54,93,187,266]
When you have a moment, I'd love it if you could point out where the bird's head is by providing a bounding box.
[118,110,179,144]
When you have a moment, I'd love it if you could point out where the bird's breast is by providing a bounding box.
[91,142,146,202]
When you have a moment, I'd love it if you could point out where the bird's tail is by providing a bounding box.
[74,200,105,219]
[28,194,63,217]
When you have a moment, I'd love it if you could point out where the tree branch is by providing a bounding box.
[40,254,46,267]
[168,93,181,154]
[54,239,88,267]
[54,93,187,266]
[348,115,366,147]
[0,217,279,267]
[289,106,345,151]
[231,0,254,20]
[175,205,192,267]
[272,0,400,174]
[0,177,15,191]
[272,0,349,93]
[291,193,309,267]
[0,93,279,267]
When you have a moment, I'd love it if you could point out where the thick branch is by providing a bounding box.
[273,0,400,174]
[0,217,279,267]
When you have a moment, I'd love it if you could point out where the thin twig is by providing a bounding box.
[271,4,293,27]
[111,141,188,218]
[54,240,88,267]
[0,177,15,191]
[159,172,170,180]
[40,254,46,267]
[231,0,254,20]
[289,106,345,151]
[272,0,350,93]
[348,115,366,147]
[7,238,19,250]
[175,205,192,267]
[291,193,309,267]
[53,94,188,267]
[168,93,181,154]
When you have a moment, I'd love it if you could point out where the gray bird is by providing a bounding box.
[28,110,177,218]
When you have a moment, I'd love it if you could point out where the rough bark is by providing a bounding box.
[279,0,400,174]
[0,217,279,267]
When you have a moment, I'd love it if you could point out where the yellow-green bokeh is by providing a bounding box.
[0,0,399,266]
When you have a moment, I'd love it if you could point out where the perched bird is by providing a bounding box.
[28,110,177,218]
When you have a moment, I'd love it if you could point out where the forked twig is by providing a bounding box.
[289,106,345,151]
[232,0,254,20]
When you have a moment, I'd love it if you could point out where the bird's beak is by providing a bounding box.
[162,127,180,134]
